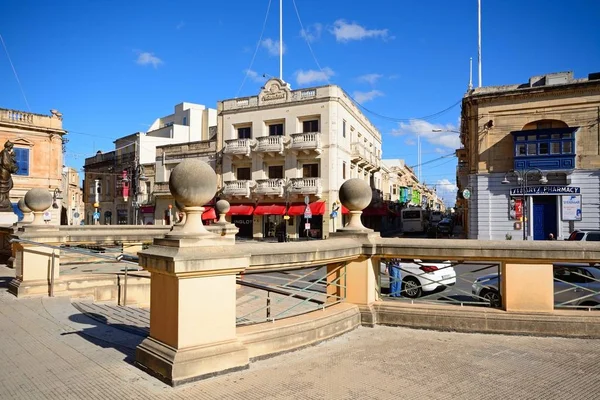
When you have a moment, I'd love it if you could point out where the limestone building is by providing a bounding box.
[61,167,83,225]
[217,78,383,239]
[0,107,67,224]
[460,71,600,240]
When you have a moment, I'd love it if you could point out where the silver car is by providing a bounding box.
[472,264,600,308]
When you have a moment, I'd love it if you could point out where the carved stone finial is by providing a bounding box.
[215,199,230,224]
[338,178,372,231]
[168,159,217,236]
[24,189,52,225]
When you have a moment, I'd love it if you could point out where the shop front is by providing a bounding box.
[287,202,326,239]
[227,204,255,239]
[254,204,287,239]
[140,206,155,225]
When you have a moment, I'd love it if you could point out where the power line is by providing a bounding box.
[292,0,331,85]
[409,153,455,169]
[236,0,273,97]
[0,33,30,112]
[354,98,462,123]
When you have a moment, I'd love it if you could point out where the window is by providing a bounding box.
[14,148,29,176]
[302,163,319,178]
[182,117,187,126]
[516,144,526,156]
[269,123,284,136]
[238,127,252,139]
[342,120,346,138]
[539,142,549,155]
[342,162,346,179]
[527,143,537,155]
[302,120,319,133]
[586,233,600,242]
[237,167,251,180]
[551,142,561,154]
[268,165,284,179]
[563,142,572,154]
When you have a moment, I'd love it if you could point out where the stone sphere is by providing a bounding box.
[17,198,31,213]
[169,159,217,207]
[215,199,230,214]
[339,178,372,211]
[24,188,53,212]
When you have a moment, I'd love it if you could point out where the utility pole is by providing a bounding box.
[478,0,482,87]
[279,0,283,81]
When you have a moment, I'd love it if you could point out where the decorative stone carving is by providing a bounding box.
[215,199,230,224]
[0,141,18,212]
[24,188,52,225]
[338,178,372,231]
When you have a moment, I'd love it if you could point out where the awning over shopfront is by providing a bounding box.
[227,204,254,216]
[342,206,349,214]
[362,206,389,216]
[287,202,326,216]
[202,207,216,220]
[254,204,287,215]
[140,206,155,214]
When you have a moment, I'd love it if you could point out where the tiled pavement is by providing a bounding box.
[1,270,600,399]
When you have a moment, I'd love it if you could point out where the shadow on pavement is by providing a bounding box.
[64,312,146,365]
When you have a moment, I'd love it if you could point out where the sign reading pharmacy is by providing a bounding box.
[510,186,580,196]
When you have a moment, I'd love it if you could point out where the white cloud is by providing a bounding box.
[353,90,384,104]
[300,23,323,42]
[244,69,265,83]
[136,51,163,68]
[390,119,460,149]
[295,67,335,85]
[434,148,446,154]
[176,21,185,30]
[330,20,389,42]
[261,38,285,56]
[404,138,416,146]
[357,73,383,85]
[436,178,458,193]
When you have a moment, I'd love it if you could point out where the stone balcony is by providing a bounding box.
[152,181,170,196]
[255,136,288,155]
[223,138,256,157]
[0,108,64,131]
[351,142,380,170]
[288,178,322,197]
[255,179,285,197]
[289,132,322,154]
[222,180,256,198]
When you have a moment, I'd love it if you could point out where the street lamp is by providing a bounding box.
[121,165,148,225]
[501,168,548,240]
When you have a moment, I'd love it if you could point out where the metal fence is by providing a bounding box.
[236,264,347,325]
[553,263,600,311]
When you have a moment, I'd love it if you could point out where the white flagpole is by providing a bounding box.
[478,0,482,87]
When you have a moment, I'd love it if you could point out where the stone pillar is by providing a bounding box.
[326,262,346,303]
[135,159,250,386]
[501,262,554,312]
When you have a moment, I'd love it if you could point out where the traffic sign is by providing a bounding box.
[331,211,338,218]
[43,212,52,221]
[303,206,312,219]
[93,212,100,220]
[304,196,310,205]
[73,212,80,219]
[304,223,311,230]
[462,189,471,200]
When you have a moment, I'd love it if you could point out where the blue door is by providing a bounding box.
[533,197,557,240]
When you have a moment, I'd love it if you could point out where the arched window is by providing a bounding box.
[522,119,568,131]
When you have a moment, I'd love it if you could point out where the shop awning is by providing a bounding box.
[254,204,287,215]
[342,206,349,214]
[227,204,254,216]
[287,202,326,216]
[202,207,216,220]
[362,206,389,216]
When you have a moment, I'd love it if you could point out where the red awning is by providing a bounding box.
[227,204,254,216]
[202,207,216,220]
[362,206,388,216]
[342,206,349,214]
[254,204,287,215]
[287,202,326,216]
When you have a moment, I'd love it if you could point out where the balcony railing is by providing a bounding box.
[255,179,285,197]
[222,180,256,198]
[255,136,288,155]
[153,182,170,195]
[289,132,322,154]
[351,142,380,170]
[288,178,322,197]
[223,138,256,157]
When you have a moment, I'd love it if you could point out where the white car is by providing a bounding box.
[386,259,457,298]
[472,264,600,308]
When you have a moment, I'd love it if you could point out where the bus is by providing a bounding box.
[401,208,428,233]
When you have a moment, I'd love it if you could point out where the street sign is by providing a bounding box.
[331,211,338,218]
[462,189,471,200]
[303,206,312,219]
[304,223,311,230]
[304,196,310,205]
[73,212,80,219]
[93,212,100,220]
[43,212,52,221]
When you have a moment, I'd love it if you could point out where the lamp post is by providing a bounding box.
[501,168,548,240]
[122,165,148,225]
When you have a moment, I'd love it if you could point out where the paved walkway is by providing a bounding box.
[1,273,600,399]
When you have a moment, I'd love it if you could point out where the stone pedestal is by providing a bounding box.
[501,263,554,312]
[9,239,60,297]
[136,238,250,386]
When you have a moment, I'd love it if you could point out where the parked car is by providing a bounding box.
[472,264,600,308]
[566,230,600,241]
[436,218,454,235]
[391,259,457,298]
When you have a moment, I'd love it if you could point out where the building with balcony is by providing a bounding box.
[0,107,66,224]
[461,71,600,240]
[83,102,215,225]
[218,78,383,239]
[61,167,83,225]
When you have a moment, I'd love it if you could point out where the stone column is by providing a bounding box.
[135,159,250,386]
[501,262,554,312]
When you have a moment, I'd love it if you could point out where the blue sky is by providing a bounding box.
[1,0,599,206]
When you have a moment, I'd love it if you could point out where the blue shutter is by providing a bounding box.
[15,148,29,176]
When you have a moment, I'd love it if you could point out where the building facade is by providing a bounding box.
[61,167,83,225]
[0,107,67,224]
[217,78,383,239]
[460,71,600,240]
[83,102,215,225]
